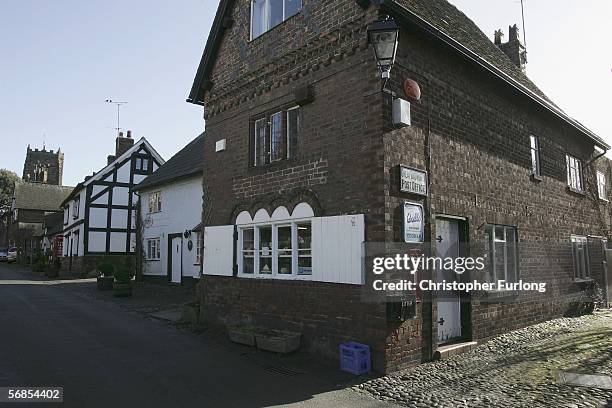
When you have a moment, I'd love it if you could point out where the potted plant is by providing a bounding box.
[113,265,134,297]
[97,263,115,291]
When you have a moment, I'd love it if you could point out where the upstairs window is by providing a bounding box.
[597,171,607,200]
[148,192,162,213]
[73,197,80,219]
[135,157,149,172]
[251,0,301,39]
[529,135,541,176]
[566,154,583,192]
[253,107,299,166]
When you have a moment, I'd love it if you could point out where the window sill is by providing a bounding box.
[567,187,586,196]
[530,174,543,182]
[599,197,609,203]
[146,259,160,262]
[237,273,313,281]
[249,157,298,174]
[249,12,301,43]
[573,278,594,285]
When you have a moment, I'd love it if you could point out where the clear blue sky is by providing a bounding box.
[1,1,610,186]
[0,0,214,186]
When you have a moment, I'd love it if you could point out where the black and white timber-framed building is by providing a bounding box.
[60,132,164,272]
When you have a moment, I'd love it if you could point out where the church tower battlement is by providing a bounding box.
[22,145,64,186]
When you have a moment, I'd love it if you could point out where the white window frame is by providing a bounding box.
[250,0,302,40]
[597,171,607,200]
[195,232,202,265]
[148,191,162,213]
[237,218,312,280]
[73,197,80,219]
[529,135,541,176]
[147,238,161,261]
[486,225,518,283]
[566,154,583,191]
[571,235,590,280]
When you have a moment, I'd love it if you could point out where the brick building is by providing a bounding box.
[188,0,611,373]
[8,182,73,261]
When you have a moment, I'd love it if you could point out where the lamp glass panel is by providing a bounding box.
[372,30,398,67]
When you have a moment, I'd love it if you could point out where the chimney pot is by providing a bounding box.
[127,130,132,138]
[494,29,504,45]
[119,131,124,137]
[107,155,116,165]
[494,24,526,71]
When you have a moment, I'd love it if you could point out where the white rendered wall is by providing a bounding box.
[140,176,202,279]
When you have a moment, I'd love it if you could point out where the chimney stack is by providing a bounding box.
[115,129,135,158]
[494,24,527,71]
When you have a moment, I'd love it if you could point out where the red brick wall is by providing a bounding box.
[381,23,610,370]
[194,0,610,373]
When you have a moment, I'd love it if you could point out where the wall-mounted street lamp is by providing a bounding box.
[367,16,411,127]
[367,16,400,88]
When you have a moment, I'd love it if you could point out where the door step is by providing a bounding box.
[434,341,477,360]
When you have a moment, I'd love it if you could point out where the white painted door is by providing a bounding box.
[171,237,182,284]
[436,218,462,343]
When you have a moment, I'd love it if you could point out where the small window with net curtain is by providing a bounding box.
[484,225,518,284]
[253,107,299,166]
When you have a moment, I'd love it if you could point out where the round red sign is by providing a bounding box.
[403,78,421,101]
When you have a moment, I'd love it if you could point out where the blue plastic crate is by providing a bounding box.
[339,342,371,375]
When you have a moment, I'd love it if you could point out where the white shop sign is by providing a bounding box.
[400,166,428,196]
[404,202,424,243]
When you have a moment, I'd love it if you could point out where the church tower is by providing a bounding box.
[22,145,64,186]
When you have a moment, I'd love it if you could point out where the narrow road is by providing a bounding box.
[0,264,394,408]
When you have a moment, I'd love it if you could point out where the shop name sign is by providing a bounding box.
[400,166,427,196]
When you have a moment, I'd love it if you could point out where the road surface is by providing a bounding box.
[0,264,395,408]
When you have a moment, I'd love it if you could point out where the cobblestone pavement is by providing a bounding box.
[353,311,612,408]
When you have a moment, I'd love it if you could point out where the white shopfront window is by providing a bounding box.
[238,221,312,278]
[203,203,365,284]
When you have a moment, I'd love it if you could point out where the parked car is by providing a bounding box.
[0,248,7,262]
[7,247,17,263]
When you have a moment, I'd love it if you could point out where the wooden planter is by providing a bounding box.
[113,281,133,297]
[228,327,256,346]
[255,330,301,354]
[97,276,114,291]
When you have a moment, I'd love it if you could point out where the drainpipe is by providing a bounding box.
[133,191,143,282]
[585,148,608,167]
